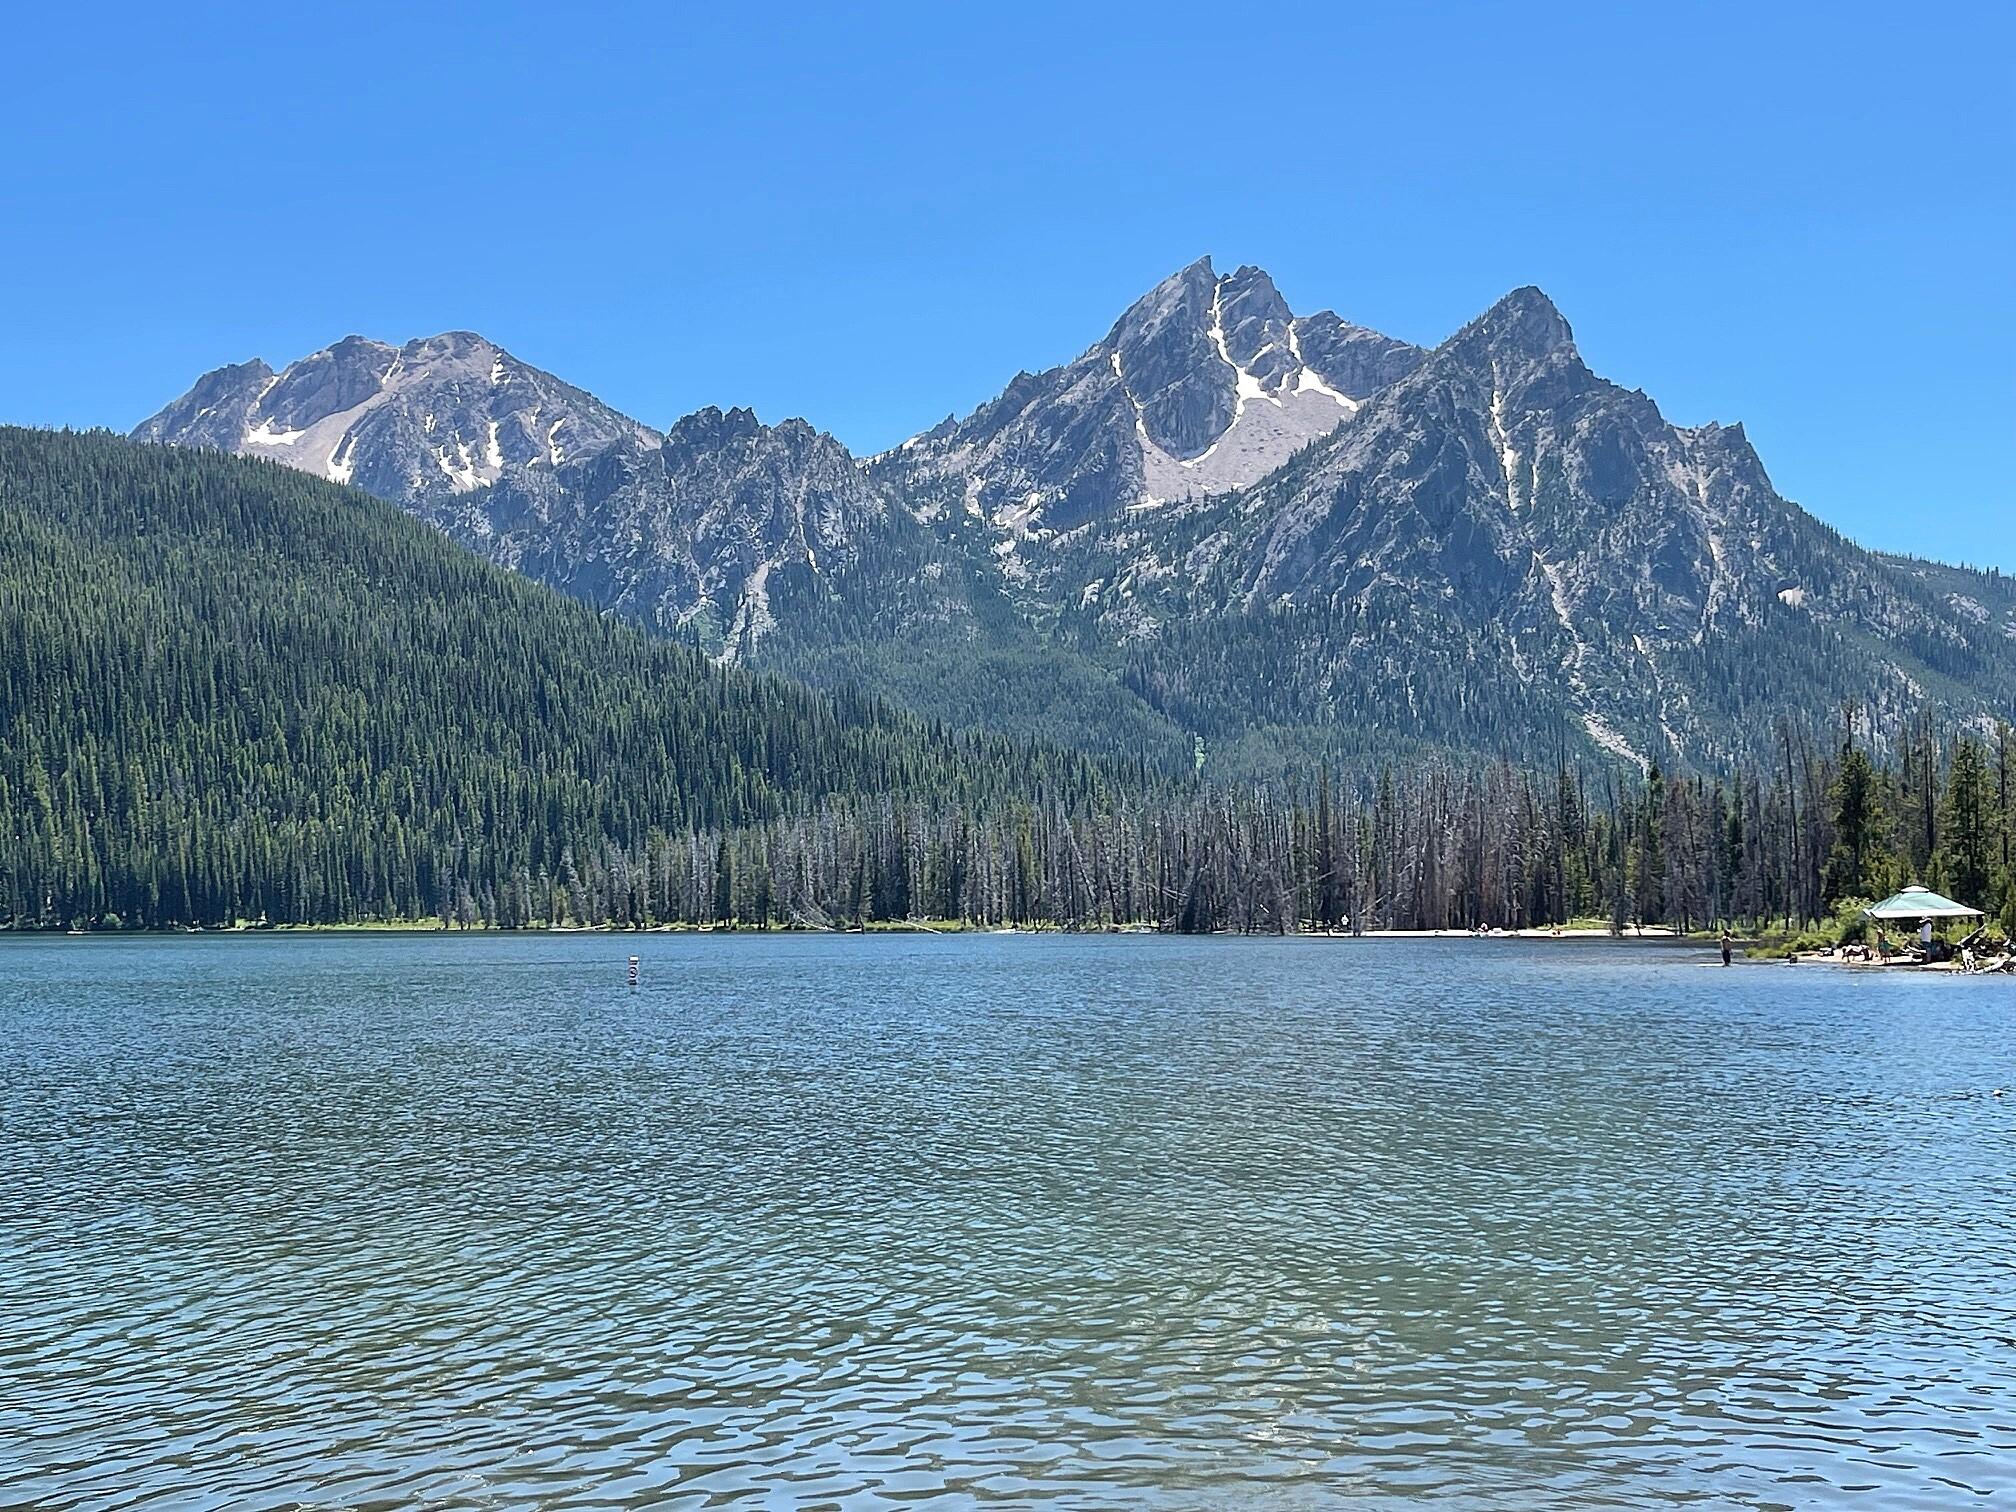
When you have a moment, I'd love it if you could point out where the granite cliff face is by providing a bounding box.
[134,265,2015,772]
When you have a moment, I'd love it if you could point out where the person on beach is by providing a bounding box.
[1720,930,1733,967]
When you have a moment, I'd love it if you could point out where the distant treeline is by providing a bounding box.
[372,718,2012,935]
[10,707,2011,936]
[3,428,2010,936]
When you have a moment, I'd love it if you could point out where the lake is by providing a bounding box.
[4,933,2014,1508]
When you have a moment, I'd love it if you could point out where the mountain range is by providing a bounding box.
[134,259,2016,773]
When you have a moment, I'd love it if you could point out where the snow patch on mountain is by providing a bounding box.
[244,420,306,448]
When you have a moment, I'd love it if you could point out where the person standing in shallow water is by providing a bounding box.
[1721,930,1734,967]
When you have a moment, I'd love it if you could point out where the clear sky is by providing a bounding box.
[4,1,2010,567]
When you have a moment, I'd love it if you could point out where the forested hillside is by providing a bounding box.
[0,428,1120,929]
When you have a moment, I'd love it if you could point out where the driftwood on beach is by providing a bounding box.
[1786,945,2016,973]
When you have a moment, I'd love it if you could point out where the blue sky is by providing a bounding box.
[4,1,2010,567]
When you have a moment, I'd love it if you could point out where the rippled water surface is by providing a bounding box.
[5,934,2016,1508]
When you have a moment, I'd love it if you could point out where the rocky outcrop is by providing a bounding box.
[419,406,913,649]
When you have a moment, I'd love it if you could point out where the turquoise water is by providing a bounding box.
[4,934,2015,1508]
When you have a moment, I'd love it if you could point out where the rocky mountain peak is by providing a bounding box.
[1444,286,1580,371]
[417,329,488,350]
[208,356,275,387]
[1111,255,1216,323]
[260,336,398,431]
[1221,263,1286,311]
[666,405,767,450]
[875,257,1426,533]
[135,331,659,502]
[1217,265,1298,387]
[661,407,842,467]
[1108,258,1233,460]
[130,359,276,454]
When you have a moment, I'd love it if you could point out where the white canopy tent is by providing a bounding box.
[1864,885,1983,922]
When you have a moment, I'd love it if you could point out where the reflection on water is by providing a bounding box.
[4,934,2015,1507]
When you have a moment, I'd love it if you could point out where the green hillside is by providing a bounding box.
[0,428,1116,928]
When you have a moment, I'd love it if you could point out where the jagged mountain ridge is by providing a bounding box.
[133,331,659,502]
[414,404,1196,763]
[871,257,1424,544]
[420,405,895,645]
[1034,286,2016,766]
[130,262,2015,773]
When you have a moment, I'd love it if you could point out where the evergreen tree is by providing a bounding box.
[1631,763,1666,928]
[1822,742,1884,905]
[1939,737,1993,907]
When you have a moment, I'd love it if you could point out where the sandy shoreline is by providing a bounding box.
[14,922,1706,941]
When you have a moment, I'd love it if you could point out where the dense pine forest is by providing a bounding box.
[0,429,1123,929]
[3,428,2010,937]
[435,721,2014,937]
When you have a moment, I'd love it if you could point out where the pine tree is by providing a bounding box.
[1631,763,1666,928]
[1822,742,1884,905]
[1939,737,1993,908]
